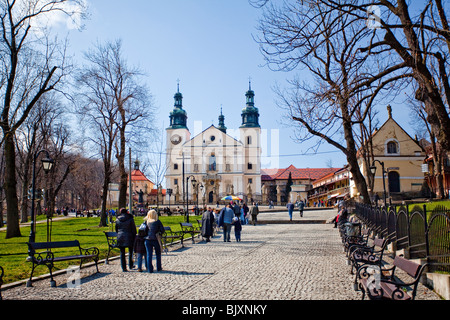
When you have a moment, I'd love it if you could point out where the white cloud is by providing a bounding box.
[8,0,89,32]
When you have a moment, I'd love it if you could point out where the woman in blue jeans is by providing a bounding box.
[144,210,165,273]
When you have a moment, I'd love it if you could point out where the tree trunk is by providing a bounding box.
[99,160,111,227]
[117,115,128,210]
[4,133,21,238]
[117,132,127,210]
[342,119,371,205]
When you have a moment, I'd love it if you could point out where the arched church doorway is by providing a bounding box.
[208,191,214,204]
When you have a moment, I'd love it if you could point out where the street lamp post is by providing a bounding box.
[370,160,387,207]
[185,175,196,222]
[167,188,173,210]
[28,150,54,249]
[199,183,205,209]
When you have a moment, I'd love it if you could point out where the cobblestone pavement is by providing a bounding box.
[2,209,440,301]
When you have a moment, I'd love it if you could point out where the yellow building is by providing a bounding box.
[354,106,426,202]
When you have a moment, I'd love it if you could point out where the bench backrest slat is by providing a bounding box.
[373,238,385,248]
[104,232,117,238]
[394,256,421,278]
[28,240,80,250]
[181,223,193,227]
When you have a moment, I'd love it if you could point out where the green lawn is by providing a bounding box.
[0,214,191,285]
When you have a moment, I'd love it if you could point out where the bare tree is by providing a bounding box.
[0,0,86,238]
[322,0,450,153]
[15,94,54,223]
[255,0,408,203]
[76,39,154,224]
[409,98,446,199]
[76,45,120,226]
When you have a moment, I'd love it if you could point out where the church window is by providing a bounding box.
[248,162,253,170]
[247,136,252,145]
[209,154,216,171]
[387,141,398,154]
[174,163,179,170]
[174,179,178,185]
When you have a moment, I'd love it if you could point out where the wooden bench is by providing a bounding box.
[104,231,119,264]
[26,240,99,287]
[0,265,3,300]
[161,226,184,253]
[348,238,388,275]
[343,227,371,256]
[180,222,201,244]
[356,256,428,300]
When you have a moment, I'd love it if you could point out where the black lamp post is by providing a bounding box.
[28,150,54,251]
[167,188,173,210]
[199,183,205,208]
[370,160,387,207]
[185,175,196,222]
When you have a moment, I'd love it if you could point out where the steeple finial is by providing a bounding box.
[218,104,227,134]
[248,76,252,90]
[176,78,180,93]
[387,104,392,118]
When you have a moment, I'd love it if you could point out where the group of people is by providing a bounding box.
[114,202,260,273]
[115,208,164,273]
[286,200,305,221]
[200,202,260,243]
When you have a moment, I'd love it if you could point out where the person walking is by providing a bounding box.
[298,200,305,217]
[242,202,249,225]
[144,209,165,273]
[134,222,148,272]
[115,208,136,272]
[249,202,259,226]
[232,213,242,242]
[220,204,234,242]
[201,206,215,242]
[232,201,240,218]
[286,201,295,221]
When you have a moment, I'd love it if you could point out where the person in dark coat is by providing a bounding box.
[232,213,242,242]
[144,209,165,273]
[201,207,215,242]
[249,202,259,226]
[115,208,136,272]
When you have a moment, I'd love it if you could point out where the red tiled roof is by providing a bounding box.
[131,169,154,184]
[261,165,340,181]
[149,189,166,196]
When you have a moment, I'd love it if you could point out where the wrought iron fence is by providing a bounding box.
[353,202,450,273]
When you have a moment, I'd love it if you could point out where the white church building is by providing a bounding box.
[165,82,262,205]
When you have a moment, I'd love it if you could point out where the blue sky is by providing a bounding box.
[62,0,416,171]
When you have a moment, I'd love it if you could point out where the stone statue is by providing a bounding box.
[137,189,144,203]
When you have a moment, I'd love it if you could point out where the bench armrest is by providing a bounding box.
[29,250,55,263]
[349,244,374,256]
[80,246,100,257]
[356,263,395,281]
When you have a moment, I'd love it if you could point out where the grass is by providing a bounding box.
[0,214,190,285]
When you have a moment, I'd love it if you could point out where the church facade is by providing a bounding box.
[165,83,262,205]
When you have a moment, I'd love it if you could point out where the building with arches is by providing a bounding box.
[165,82,262,205]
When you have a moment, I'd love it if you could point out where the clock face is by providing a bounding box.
[170,134,182,145]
